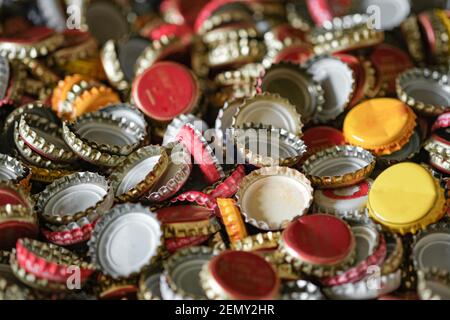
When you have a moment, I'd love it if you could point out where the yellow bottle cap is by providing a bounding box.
[343,98,416,155]
[368,162,446,234]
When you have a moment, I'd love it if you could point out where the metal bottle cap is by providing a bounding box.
[236,166,313,231]
[88,203,163,278]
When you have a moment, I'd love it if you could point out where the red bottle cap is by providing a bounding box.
[156,205,214,224]
[0,26,54,44]
[370,44,413,95]
[273,44,313,64]
[282,214,354,266]
[132,62,199,121]
[208,250,280,300]
[302,126,346,154]
[165,235,210,253]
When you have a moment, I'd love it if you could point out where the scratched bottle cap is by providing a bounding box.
[236,166,313,231]
[132,62,201,122]
[280,214,355,278]
[160,246,215,300]
[412,222,450,272]
[232,93,303,135]
[304,55,356,123]
[368,163,447,234]
[302,145,375,189]
[35,171,114,226]
[200,250,280,300]
[258,62,325,123]
[313,179,373,216]
[397,67,450,116]
[88,203,163,279]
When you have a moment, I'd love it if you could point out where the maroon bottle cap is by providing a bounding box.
[273,44,313,64]
[205,250,280,300]
[303,126,346,154]
[0,26,54,44]
[156,205,214,224]
[132,62,200,121]
[282,214,355,266]
[370,44,413,95]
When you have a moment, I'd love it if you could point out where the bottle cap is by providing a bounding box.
[302,145,375,189]
[88,203,163,278]
[258,62,325,123]
[381,232,404,275]
[379,129,421,165]
[368,162,447,234]
[280,214,355,277]
[232,93,303,136]
[36,171,113,226]
[18,114,76,163]
[0,153,30,188]
[397,68,450,116]
[160,246,215,300]
[321,227,386,286]
[163,114,209,147]
[370,44,413,96]
[280,279,325,300]
[156,205,220,238]
[302,126,346,157]
[234,126,307,167]
[0,26,64,59]
[110,145,169,203]
[417,268,450,300]
[199,250,280,300]
[205,165,246,199]
[176,123,225,184]
[15,238,94,283]
[99,103,148,132]
[132,62,200,122]
[84,0,130,45]
[236,166,313,230]
[144,143,192,203]
[138,265,163,300]
[304,55,356,123]
[343,98,417,155]
[313,179,372,216]
[412,222,450,272]
[67,111,146,156]
[217,198,248,243]
[309,14,384,54]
